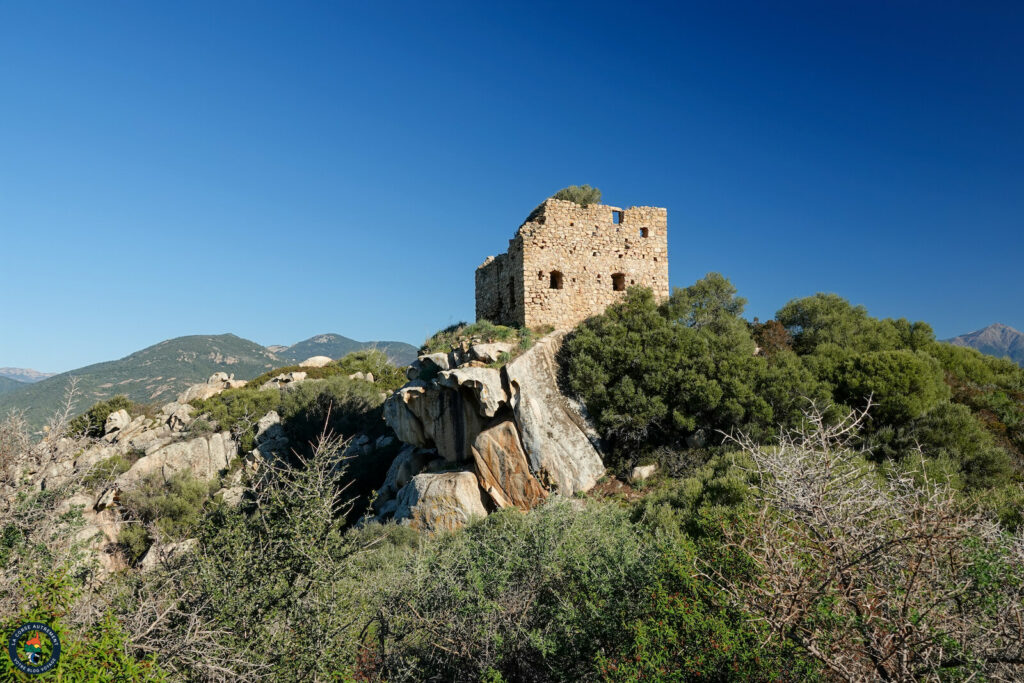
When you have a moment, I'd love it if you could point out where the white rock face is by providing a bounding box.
[375,445,436,516]
[437,367,507,418]
[299,355,333,368]
[420,352,453,372]
[630,464,658,481]
[115,432,236,487]
[504,333,605,496]
[165,404,194,432]
[253,410,289,462]
[391,471,489,532]
[470,342,513,364]
[104,409,131,435]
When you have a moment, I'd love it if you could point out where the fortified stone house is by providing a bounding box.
[475,198,669,329]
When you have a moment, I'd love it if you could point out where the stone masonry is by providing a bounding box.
[476,198,669,329]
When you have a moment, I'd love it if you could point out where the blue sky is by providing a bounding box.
[2,1,1022,372]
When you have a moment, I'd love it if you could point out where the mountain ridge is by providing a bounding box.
[274,334,417,366]
[945,323,1024,366]
[0,332,417,431]
[0,367,56,383]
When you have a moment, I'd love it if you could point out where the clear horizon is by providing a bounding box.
[3,2,1022,372]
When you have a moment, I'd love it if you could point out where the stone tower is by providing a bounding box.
[475,198,669,329]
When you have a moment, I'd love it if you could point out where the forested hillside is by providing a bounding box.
[0,376,24,396]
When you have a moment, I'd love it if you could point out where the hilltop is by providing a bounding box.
[274,334,417,366]
[0,333,418,431]
[0,334,279,430]
[0,367,55,383]
[946,323,1024,365]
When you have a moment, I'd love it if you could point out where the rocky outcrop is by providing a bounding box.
[178,372,247,403]
[470,342,513,364]
[391,471,489,532]
[252,410,289,463]
[505,334,604,495]
[471,421,547,509]
[114,431,236,487]
[165,403,194,432]
[0,377,268,581]
[438,367,506,418]
[299,355,333,368]
[259,371,307,391]
[104,409,131,434]
[379,332,604,531]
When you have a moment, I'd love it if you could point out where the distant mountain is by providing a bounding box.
[0,376,26,396]
[945,323,1024,366]
[0,334,280,431]
[0,367,56,383]
[274,334,418,367]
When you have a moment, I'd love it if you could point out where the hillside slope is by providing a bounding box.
[946,323,1024,365]
[0,334,279,431]
[276,334,417,366]
[0,376,25,396]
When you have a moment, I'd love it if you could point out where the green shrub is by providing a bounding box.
[190,386,278,450]
[185,417,213,435]
[563,279,787,468]
[835,349,950,424]
[118,471,220,563]
[366,502,665,681]
[0,569,165,680]
[278,374,386,445]
[334,348,407,392]
[596,539,819,682]
[551,184,602,206]
[630,451,760,548]
[81,451,141,488]
[776,293,933,355]
[137,437,368,679]
[421,320,517,353]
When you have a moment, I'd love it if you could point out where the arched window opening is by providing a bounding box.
[640,227,649,238]
[549,270,564,290]
[612,273,626,291]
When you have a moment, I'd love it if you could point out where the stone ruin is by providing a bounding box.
[475,197,670,329]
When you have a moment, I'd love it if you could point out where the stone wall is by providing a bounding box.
[475,198,669,329]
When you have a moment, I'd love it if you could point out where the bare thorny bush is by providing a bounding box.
[0,378,111,621]
[703,401,1024,682]
[118,429,366,681]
